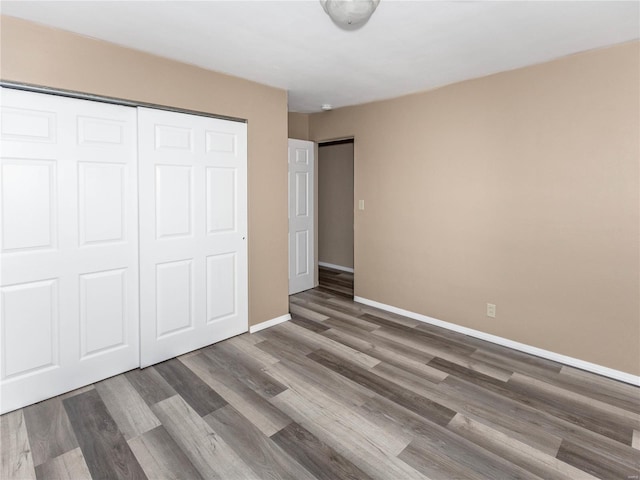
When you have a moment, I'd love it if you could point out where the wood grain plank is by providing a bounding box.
[371,361,448,393]
[322,322,446,377]
[257,325,318,356]
[268,371,412,456]
[442,375,565,453]
[308,348,456,426]
[430,356,635,445]
[151,395,258,480]
[94,375,161,440]
[281,321,380,369]
[125,367,177,407]
[291,299,372,325]
[180,351,292,437]
[23,397,78,466]
[372,321,477,357]
[316,284,354,298]
[259,340,374,408]
[343,326,437,365]
[34,447,91,480]
[289,302,331,322]
[1,410,36,480]
[328,298,422,328]
[471,349,564,379]
[154,358,226,416]
[63,389,147,480]
[202,342,287,398]
[305,289,358,313]
[271,422,373,480]
[350,320,513,381]
[509,372,640,427]
[365,345,447,384]
[127,426,203,480]
[447,414,599,480]
[224,334,281,367]
[440,375,639,467]
[293,288,332,302]
[560,365,640,400]
[554,366,640,415]
[271,389,429,480]
[290,314,331,333]
[58,385,95,401]
[556,439,640,479]
[323,315,381,334]
[356,308,424,329]
[399,431,541,480]
[204,405,316,480]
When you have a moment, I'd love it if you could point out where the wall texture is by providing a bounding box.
[309,42,640,375]
[1,16,290,328]
[318,142,354,269]
[288,112,310,140]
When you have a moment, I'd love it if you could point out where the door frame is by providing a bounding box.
[288,138,316,295]
[287,135,356,296]
[317,137,355,276]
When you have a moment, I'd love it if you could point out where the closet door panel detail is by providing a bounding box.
[138,108,247,367]
[0,88,139,414]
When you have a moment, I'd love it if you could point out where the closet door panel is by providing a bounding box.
[0,88,138,414]
[138,108,247,367]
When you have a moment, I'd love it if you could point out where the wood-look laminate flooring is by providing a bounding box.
[2,286,639,479]
[318,266,354,298]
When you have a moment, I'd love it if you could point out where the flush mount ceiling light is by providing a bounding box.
[320,0,380,29]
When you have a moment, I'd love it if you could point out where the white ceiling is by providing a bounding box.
[2,1,639,113]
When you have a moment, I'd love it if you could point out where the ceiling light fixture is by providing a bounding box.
[321,104,333,111]
[320,0,380,29]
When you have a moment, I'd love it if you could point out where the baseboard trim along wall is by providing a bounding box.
[249,313,292,334]
[318,261,354,273]
[354,296,640,386]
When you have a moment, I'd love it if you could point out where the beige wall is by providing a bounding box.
[288,112,310,140]
[318,143,354,269]
[1,16,289,328]
[309,42,640,375]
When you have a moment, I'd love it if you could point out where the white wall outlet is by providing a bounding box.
[486,303,496,318]
[358,199,365,210]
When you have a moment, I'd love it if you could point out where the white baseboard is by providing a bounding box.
[249,313,291,334]
[318,262,354,273]
[354,296,640,386]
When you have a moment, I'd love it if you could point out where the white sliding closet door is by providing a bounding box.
[138,108,247,367]
[0,88,139,414]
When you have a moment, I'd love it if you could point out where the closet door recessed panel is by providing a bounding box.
[155,165,193,239]
[139,108,247,367]
[1,159,57,253]
[78,162,126,245]
[0,88,139,414]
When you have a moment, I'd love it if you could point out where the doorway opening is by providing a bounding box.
[317,138,354,298]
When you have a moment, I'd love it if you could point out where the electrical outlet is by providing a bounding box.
[358,199,365,210]
[486,303,496,318]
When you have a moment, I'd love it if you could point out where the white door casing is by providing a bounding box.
[138,108,248,367]
[288,139,315,295]
[0,88,139,414]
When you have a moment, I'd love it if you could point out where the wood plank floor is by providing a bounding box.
[318,266,354,297]
[2,285,639,479]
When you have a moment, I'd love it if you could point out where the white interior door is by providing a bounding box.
[0,88,139,414]
[288,139,315,294]
[138,108,247,367]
